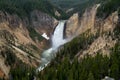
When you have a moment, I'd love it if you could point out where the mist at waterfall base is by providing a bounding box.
[37,21,70,72]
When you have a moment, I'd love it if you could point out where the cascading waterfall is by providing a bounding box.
[37,20,67,71]
[52,21,67,49]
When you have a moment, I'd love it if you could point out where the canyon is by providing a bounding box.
[0,0,120,79]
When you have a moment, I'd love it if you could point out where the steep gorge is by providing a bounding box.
[0,0,120,79]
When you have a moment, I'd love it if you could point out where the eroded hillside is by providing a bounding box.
[0,8,58,80]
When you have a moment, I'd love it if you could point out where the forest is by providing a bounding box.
[0,0,68,20]
[69,0,120,19]
[97,0,120,18]
[37,43,120,80]
[49,0,88,11]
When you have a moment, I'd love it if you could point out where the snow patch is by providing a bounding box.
[42,33,49,40]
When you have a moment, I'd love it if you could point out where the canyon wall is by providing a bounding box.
[65,4,100,38]
[0,10,57,78]
[65,4,119,59]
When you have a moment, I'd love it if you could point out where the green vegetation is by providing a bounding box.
[30,44,39,51]
[17,44,37,58]
[0,47,35,80]
[0,0,68,20]
[118,8,120,14]
[1,48,16,66]
[37,42,120,80]
[27,27,43,42]
[97,0,120,18]
[0,0,119,20]
[61,30,99,59]
[113,23,120,40]
[49,0,88,11]
[68,0,104,16]
[0,30,15,45]
[51,0,120,19]
[10,60,35,80]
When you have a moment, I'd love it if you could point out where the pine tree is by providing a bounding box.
[110,62,119,80]
[87,72,95,80]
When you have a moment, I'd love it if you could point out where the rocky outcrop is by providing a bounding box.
[31,10,58,36]
[100,11,118,33]
[0,54,10,79]
[77,9,119,59]
[65,4,100,38]
[65,13,80,38]
[79,36,117,59]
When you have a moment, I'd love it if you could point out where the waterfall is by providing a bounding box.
[52,20,67,49]
[37,20,67,71]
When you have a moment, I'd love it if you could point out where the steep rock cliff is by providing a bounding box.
[31,10,58,36]
[65,4,119,59]
[65,4,100,38]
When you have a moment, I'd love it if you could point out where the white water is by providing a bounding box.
[52,21,67,49]
[37,20,67,71]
